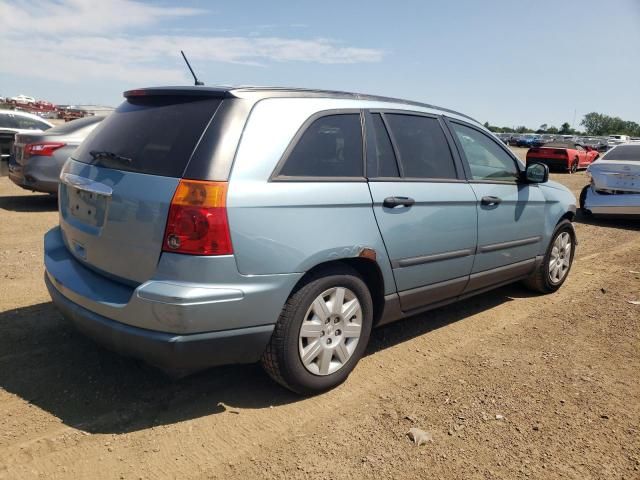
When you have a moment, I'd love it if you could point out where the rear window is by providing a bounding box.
[602,145,640,161]
[73,96,221,177]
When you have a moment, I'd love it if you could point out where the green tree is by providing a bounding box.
[547,126,559,134]
[559,122,573,135]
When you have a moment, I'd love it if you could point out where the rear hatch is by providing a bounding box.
[58,93,223,284]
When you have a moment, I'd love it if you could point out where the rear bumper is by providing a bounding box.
[583,186,640,216]
[46,273,274,370]
[8,156,60,193]
[44,226,302,369]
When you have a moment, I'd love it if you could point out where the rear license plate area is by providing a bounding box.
[68,187,107,227]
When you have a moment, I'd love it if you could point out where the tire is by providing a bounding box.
[579,185,592,216]
[523,220,576,294]
[569,159,578,174]
[261,265,373,395]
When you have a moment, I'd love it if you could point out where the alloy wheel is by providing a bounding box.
[298,287,362,376]
[548,232,572,284]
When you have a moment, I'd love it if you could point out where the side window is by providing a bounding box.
[279,114,363,178]
[0,114,18,129]
[451,123,519,182]
[384,114,457,179]
[576,145,585,151]
[367,113,399,178]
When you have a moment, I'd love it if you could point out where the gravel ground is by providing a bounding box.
[0,148,638,479]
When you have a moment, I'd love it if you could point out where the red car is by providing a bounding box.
[526,142,599,173]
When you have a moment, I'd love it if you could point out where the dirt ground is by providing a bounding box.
[0,148,639,480]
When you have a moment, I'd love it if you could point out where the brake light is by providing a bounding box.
[162,180,232,255]
[24,142,66,158]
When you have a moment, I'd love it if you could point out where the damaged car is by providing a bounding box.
[580,144,640,216]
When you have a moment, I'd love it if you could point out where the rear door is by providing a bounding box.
[366,111,477,312]
[446,120,546,291]
[58,94,223,284]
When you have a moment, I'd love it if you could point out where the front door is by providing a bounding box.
[446,120,546,291]
[365,112,477,311]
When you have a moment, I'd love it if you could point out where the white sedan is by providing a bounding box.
[580,144,640,216]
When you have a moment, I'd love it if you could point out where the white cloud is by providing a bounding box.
[0,0,384,85]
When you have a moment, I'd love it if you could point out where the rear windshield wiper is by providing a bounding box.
[89,150,132,164]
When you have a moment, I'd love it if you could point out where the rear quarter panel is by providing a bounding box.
[226,98,396,295]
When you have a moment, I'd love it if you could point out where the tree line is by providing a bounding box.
[483,112,640,137]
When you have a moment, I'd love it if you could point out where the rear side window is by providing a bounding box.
[73,96,221,177]
[384,114,457,179]
[278,114,363,178]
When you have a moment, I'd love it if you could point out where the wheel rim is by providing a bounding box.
[571,161,577,173]
[298,287,362,376]
[548,232,572,284]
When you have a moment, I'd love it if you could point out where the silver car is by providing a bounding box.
[9,116,104,194]
[581,144,640,216]
[44,86,577,394]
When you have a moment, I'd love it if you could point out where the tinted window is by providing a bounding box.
[73,96,221,177]
[279,114,363,178]
[602,144,640,161]
[384,114,456,179]
[367,113,399,177]
[451,123,519,182]
[0,114,17,129]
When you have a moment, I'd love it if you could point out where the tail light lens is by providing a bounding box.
[162,180,232,256]
[24,142,66,158]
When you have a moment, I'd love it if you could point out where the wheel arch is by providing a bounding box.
[290,256,387,327]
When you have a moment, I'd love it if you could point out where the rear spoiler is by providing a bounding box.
[124,86,231,98]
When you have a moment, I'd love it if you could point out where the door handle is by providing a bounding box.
[481,196,502,206]
[383,196,415,208]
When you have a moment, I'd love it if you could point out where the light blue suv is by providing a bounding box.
[44,87,577,394]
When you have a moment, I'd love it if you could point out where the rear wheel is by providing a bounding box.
[261,266,373,395]
[569,159,578,173]
[523,220,575,293]
[579,185,592,215]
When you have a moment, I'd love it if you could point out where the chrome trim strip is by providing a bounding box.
[392,248,473,269]
[60,173,113,197]
[478,236,541,253]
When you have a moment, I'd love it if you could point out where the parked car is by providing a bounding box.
[44,86,577,394]
[516,134,538,148]
[9,115,104,194]
[532,134,554,148]
[580,144,640,216]
[11,94,36,105]
[526,141,599,173]
[0,109,53,177]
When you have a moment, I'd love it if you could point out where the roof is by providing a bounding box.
[123,85,479,124]
[0,109,54,125]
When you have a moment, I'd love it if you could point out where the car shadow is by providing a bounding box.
[575,210,640,231]
[0,194,58,212]
[0,284,528,434]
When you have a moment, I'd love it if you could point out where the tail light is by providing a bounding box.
[24,142,66,158]
[162,180,232,255]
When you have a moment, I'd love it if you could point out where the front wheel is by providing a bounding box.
[261,266,373,394]
[523,220,576,293]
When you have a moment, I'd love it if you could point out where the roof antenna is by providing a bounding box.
[181,50,204,86]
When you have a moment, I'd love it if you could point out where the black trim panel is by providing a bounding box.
[398,276,468,311]
[393,248,473,268]
[465,258,536,293]
[478,236,541,253]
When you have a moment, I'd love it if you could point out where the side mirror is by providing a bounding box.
[525,162,549,183]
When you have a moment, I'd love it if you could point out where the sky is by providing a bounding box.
[1,0,638,129]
